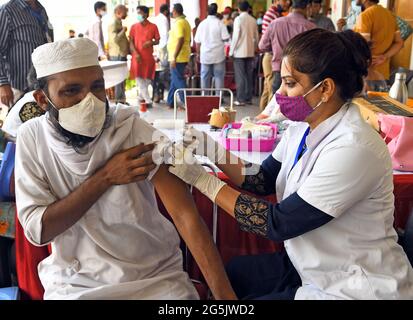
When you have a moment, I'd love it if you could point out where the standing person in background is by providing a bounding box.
[353,0,403,83]
[85,1,107,60]
[259,0,289,111]
[337,0,362,31]
[0,0,53,108]
[222,7,234,35]
[195,3,230,90]
[259,0,315,94]
[167,3,191,109]
[192,17,201,53]
[257,12,264,35]
[129,5,160,109]
[230,1,259,106]
[108,4,130,104]
[153,4,170,103]
[308,0,335,31]
[69,30,76,39]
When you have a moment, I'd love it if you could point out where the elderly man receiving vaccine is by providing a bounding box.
[14,38,236,300]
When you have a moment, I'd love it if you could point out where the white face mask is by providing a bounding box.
[47,92,106,138]
[100,10,107,17]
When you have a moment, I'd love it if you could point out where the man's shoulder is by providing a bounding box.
[361,5,386,18]
[0,0,18,13]
[17,115,44,143]
[175,18,190,30]
[246,14,256,23]
[147,20,157,28]
[272,15,289,25]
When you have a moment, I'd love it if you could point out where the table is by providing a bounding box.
[158,123,275,166]
[99,60,129,89]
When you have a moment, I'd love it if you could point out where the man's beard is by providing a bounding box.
[47,100,110,151]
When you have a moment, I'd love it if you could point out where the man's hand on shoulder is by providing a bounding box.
[100,143,156,186]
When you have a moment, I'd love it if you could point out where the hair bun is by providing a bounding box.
[337,30,371,77]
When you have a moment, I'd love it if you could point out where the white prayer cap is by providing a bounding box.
[32,38,100,79]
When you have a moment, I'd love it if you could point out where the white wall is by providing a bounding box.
[379,0,389,7]
[40,0,98,40]
[330,0,345,26]
[171,0,200,28]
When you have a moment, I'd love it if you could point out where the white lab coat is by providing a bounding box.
[15,104,199,300]
[272,103,413,299]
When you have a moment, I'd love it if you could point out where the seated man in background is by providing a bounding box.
[15,38,236,300]
[2,67,45,140]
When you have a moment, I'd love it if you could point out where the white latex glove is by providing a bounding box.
[168,144,227,203]
[183,127,227,164]
[255,112,287,124]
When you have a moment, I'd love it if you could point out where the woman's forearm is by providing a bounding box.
[216,150,248,187]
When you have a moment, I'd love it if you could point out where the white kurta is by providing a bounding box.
[15,104,199,300]
[272,103,413,300]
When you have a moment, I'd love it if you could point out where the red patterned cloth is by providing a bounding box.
[393,174,413,229]
[15,211,50,300]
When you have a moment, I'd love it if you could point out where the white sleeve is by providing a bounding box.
[297,145,385,218]
[272,127,288,163]
[15,124,57,246]
[221,21,230,41]
[2,92,36,138]
[2,105,22,138]
[229,17,240,56]
[262,94,276,116]
[130,116,171,181]
[194,23,202,44]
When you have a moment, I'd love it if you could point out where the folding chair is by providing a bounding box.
[173,88,234,123]
[224,57,237,91]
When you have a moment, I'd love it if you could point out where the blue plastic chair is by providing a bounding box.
[0,142,16,200]
[0,286,19,300]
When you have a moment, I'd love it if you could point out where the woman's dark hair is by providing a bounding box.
[283,28,371,101]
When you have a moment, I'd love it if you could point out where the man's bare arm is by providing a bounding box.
[371,31,404,66]
[40,144,156,244]
[152,165,237,300]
